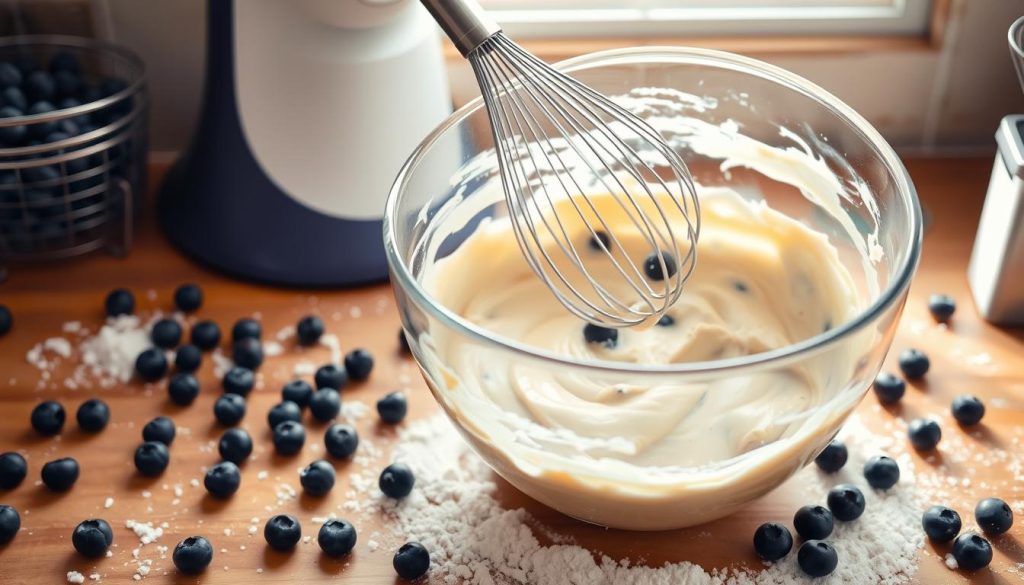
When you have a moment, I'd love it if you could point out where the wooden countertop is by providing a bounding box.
[0,157,1021,584]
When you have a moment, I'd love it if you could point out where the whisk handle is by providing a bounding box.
[420,0,501,58]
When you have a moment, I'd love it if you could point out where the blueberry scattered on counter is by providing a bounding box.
[344,349,374,381]
[72,518,113,557]
[204,461,241,499]
[863,455,900,490]
[975,497,1013,535]
[951,395,985,426]
[814,439,847,473]
[168,373,200,406]
[231,318,261,342]
[318,519,357,557]
[151,318,183,349]
[399,329,411,354]
[174,344,202,373]
[281,380,314,409]
[213,394,246,426]
[134,441,170,477]
[222,366,255,396]
[583,323,618,348]
[0,304,12,336]
[272,421,306,456]
[379,463,415,499]
[797,540,838,577]
[314,364,347,390]
[588,230,611,252]
[231,337,264,370]
[0,504,19,544]
[752,522,792,562]
[377,391,408,425]
[217,428,253,464]
[41,457,79,491]
[393,541,430,580]
[922,505,962,542]
[0,452,27,489]
[927,293,956,323]
[310,388,341,422]
[264,514,302,551]
[267,401,302,429]
[324,423,359,460]
[104,288,134,317]
[872,372,906,404]
[300,460,336,497]
[142,416,176,446]
[30,400,65,435]
[793,505,834,540]
[643,251,677,281]
[826,484,865,521]
[173,284,203,313]
[190,320,222,351]
[135,348,168,382]
[173,536,213,575]
[952,533,993,571]
[908,418,942,451]
[296,315,325,346]
[76,398,110,433]
[898,348,930,380]
[656,315,675,327]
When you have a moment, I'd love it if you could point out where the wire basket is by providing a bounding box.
[0,35,147,281]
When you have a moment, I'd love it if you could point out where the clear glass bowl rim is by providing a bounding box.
[383,46,923,376]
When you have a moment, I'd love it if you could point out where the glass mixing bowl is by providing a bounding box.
[384,47,921,530]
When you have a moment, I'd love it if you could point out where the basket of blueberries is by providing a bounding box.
[0,35,146,280]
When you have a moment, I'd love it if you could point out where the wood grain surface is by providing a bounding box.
[0,157,1021,584]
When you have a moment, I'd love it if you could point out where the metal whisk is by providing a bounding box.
[421,0,700,327]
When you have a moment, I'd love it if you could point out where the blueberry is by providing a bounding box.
[272,421,306,455]
[218,428,252,464]
[793,505,834,540]
[656,315,674,327]
[264,514,301,551]
[49,51,81,75]
[752,522,792,561]
[928,294,956,323]
[281,380,314,408]
[151,318,183,349]
[135,348,168,382]
[827,483,865,521]
[0,105,25,145]
[344,349,374,381]
[0,304,11,336]
[814,439,847,473]
[26,100,57,138]
[190,320,221,350]
[0,452,27,489]
[44,130,70,143]
[908,418,941,451]
[324,423,359,459]
[76,398,110,432]
[314,364,347,390]
[393,542,430,580]
[0,63,21,87]
[797,540,838,577]
[0,505,19,544]
[25,71,56,102]
[142,416,175,445]
[872,372,906,404]
[975,497,1013,535]
[318,519,357,557]
[222,366,255,396]
[399,329,411,354]
[296,315,325,345]
[134,441,170,476]
[643,251,677,280]
[922,505,962,542]
[898,348,929,379]
[168,373,200,406]
[72,518,113,557]
[104,288,134,316]
[213,394,246,426]
[231,318,261,342]
[310,388,341,422]
[951,395,985,426]
[588,230,611,251]
[583,323,618,347]
[379,462,415,499]
[204,461,241,498]
[31,400,65,435]
[41,457,79,490]
[377,391,408,424]
[267,401,302,429]
[952,533,992,570]
[863,455,900,489]
[53,71,81,100]
[231,337,264,370]
[173,284,203,312]
[173,536,213,575]
[2,87,26,111]
[300,460,336,496]
[174,344,202,373]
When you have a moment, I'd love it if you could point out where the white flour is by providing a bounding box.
[25,315,153,389]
